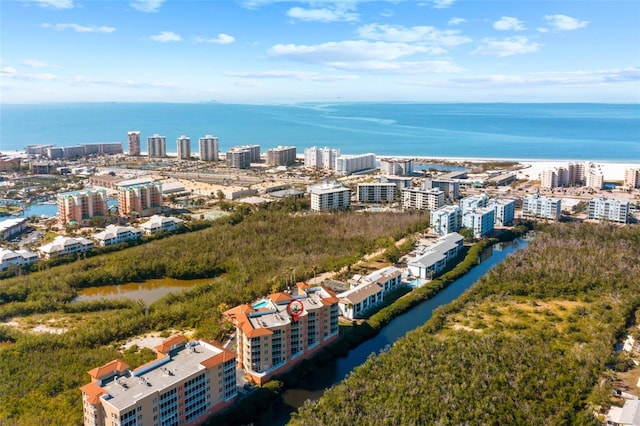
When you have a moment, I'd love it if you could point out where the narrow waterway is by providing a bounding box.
[270,238,528,425]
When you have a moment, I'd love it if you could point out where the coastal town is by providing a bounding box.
[1,135,639,426]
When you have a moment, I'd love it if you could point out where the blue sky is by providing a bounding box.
[1,0,639,103]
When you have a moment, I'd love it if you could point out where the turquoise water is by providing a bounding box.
[252,300,270,309]
[1,103,639,161]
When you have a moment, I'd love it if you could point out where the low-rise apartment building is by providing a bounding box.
[0,217,29,241]
[93,225,143,246]
[38,235,94,259]
[337,266,402,319]
[80,336,237,426]
[490,198,516,226]
[223,283,339,385]
[357,180,397,203]
[139,215,184,235]
[401,188,445,211]
[307,181,351,212]
[521,193,562,220]
[0,248,38,271]
[406,233,464,280]
[430,205,462,236]
[588,196,629,224]
[462,207,495,239]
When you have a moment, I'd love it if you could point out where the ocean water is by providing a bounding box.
[1,102,638,161]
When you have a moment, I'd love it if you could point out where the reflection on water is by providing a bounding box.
[75,277,214,305]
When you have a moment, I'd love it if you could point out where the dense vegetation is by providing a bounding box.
[290,223,640,425]
[0,204,428,425]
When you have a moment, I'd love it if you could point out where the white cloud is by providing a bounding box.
[22,0,73,9]
[448,17,467,26]
[326,60,465,74]
[287,6,358,22]
[357,24,471,47]
[41,23,115,33]
[130,0,164,13]
[493,16,525,31]
[537,27,548,33]
[544,14,588,31]
[21,59,49,68]
[194,34,236,45]
[433,0,456,9]
[225,70,358,81]
[149,31,182,42]
[1,67,18,75]
[472,36,540,57]
[1,68,58,81]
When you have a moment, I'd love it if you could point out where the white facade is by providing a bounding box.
[430,205,462,236]
[199,135,219,161]
[335,153,376,175]
[357,182,396,203]
[176,135,191,160]
[266,146,296,167]
[462,207,495,238]
[0,248,38,271]
[423,178,460,202]
[588,197,629,224]
[401,188,444,211]
[308,181,351,212]
[522,193,562,220]
[304,147,340,170]
[379,158,413,176]
[490,198,516,226]
[338,266,402,319]
[147,134,166,158]
[406,233,464,280]
[460,194,489,212]
[586,168,604,190]
[139,215,184,235]
[37,236,94,259]
[93,225,143,246]
[624,168,640,189]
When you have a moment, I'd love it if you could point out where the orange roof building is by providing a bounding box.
[223,284,340,385]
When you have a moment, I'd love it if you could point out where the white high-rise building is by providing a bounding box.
[588,197,629,224]
[462,207,495,239]
[147,134,166,158]
[335,153,376,175]
[430,205,462,236]
[176,135,191,160]
[460,194,489,212]
[199,135,219,161]
[380,158,414,176]
[490,199,516,226]
[307,181,351,212]
[304,146,341,170]
[624,168,640,189]
[266,146,296,166]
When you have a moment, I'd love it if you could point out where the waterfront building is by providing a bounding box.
[80,335,237,426]
[37,235,94,259]
[139,215,184,235]
[117,178,163,217]
[199,135,219,161]
[25,144,55,156]
[357,179,397,203]
[382,176,413,190]
[57,189,109,225]
[521,193,562,220]
[307,181,351,212]
[586,165,604,190]
[430,205,462,236]
[176,135,191,160]
[401,188,444,211]
[147,134,167,158]
[379,158,414,176]
[0,217,29,241]
[304,146,340,170]
[83,143,123,156]
[232,144,260,162]
[462,207,495,239]
[92,225,142,246]
[422,178,460,202]
[335,153,376,175]
[540,162,585,188]
[226,148,251,169]
[0,248,38,271]
[127,131,141,156]
[223,283,339,385]
[405,233,464,280]
[489,198,516,226]
[588,196,629,224]
[460,193,489,212]
[266,146,296,167]
[338,266,402,319]
[624,168,640,189]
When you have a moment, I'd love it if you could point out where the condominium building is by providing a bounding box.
[624,168,640,189]
[80,336,237,426]
[337,266,402,319]
[307,181,351,212]
[223,283,339,385]
[0,248,38,271]
[57,189,109,225]
[226,148,251,169]
[379,158,414,176]
[335,153,376,175]
[462,207,495,239]
[38,236,94,259]
[540,162,585,188]
[588,196,629,224]
[430,205,462,236]
[147,134,167,158]
[0,217,29,240]
[357,180,396,203]
[139,215,184,235]
[401,188,444,211]
[521,193,562,220]
[127,131,141,156]
[233,144,261,162]
[117,178,163,217]
[586,166,604,190]
[490,198,516,226]
[406,233,464,280]
[422,178,460,202]
[460,193,489,212]
[176,135,191,160]
[199,135,219,161]
[304,146,340,170]
[266,146,296,167]
[92,225,142,247]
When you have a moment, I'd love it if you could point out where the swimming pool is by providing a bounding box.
[406,279,424,288]
[252,300,271,309]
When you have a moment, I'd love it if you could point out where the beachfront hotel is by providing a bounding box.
[223,283,339,385]
[57,189,109,225]
[117,178,163,217]
[266,146,296,167]
[80,335,237,426]
[539,162,585,189]
[303,146,341,170]
[401,187,445,211]
[198,135,219,162]
[307,181,351,212]
[177,136,191,160]
[335,153,376,175]
[521,193,562,220]
[588,196,630,224]
[127,131,141,156]
[147,134,167,158]
[379,158,414,176]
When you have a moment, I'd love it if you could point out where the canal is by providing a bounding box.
[269,238,529,425]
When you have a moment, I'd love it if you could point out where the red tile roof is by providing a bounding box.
[87,360,130,381]
[155,335,187,353]
[80,382,107,405]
